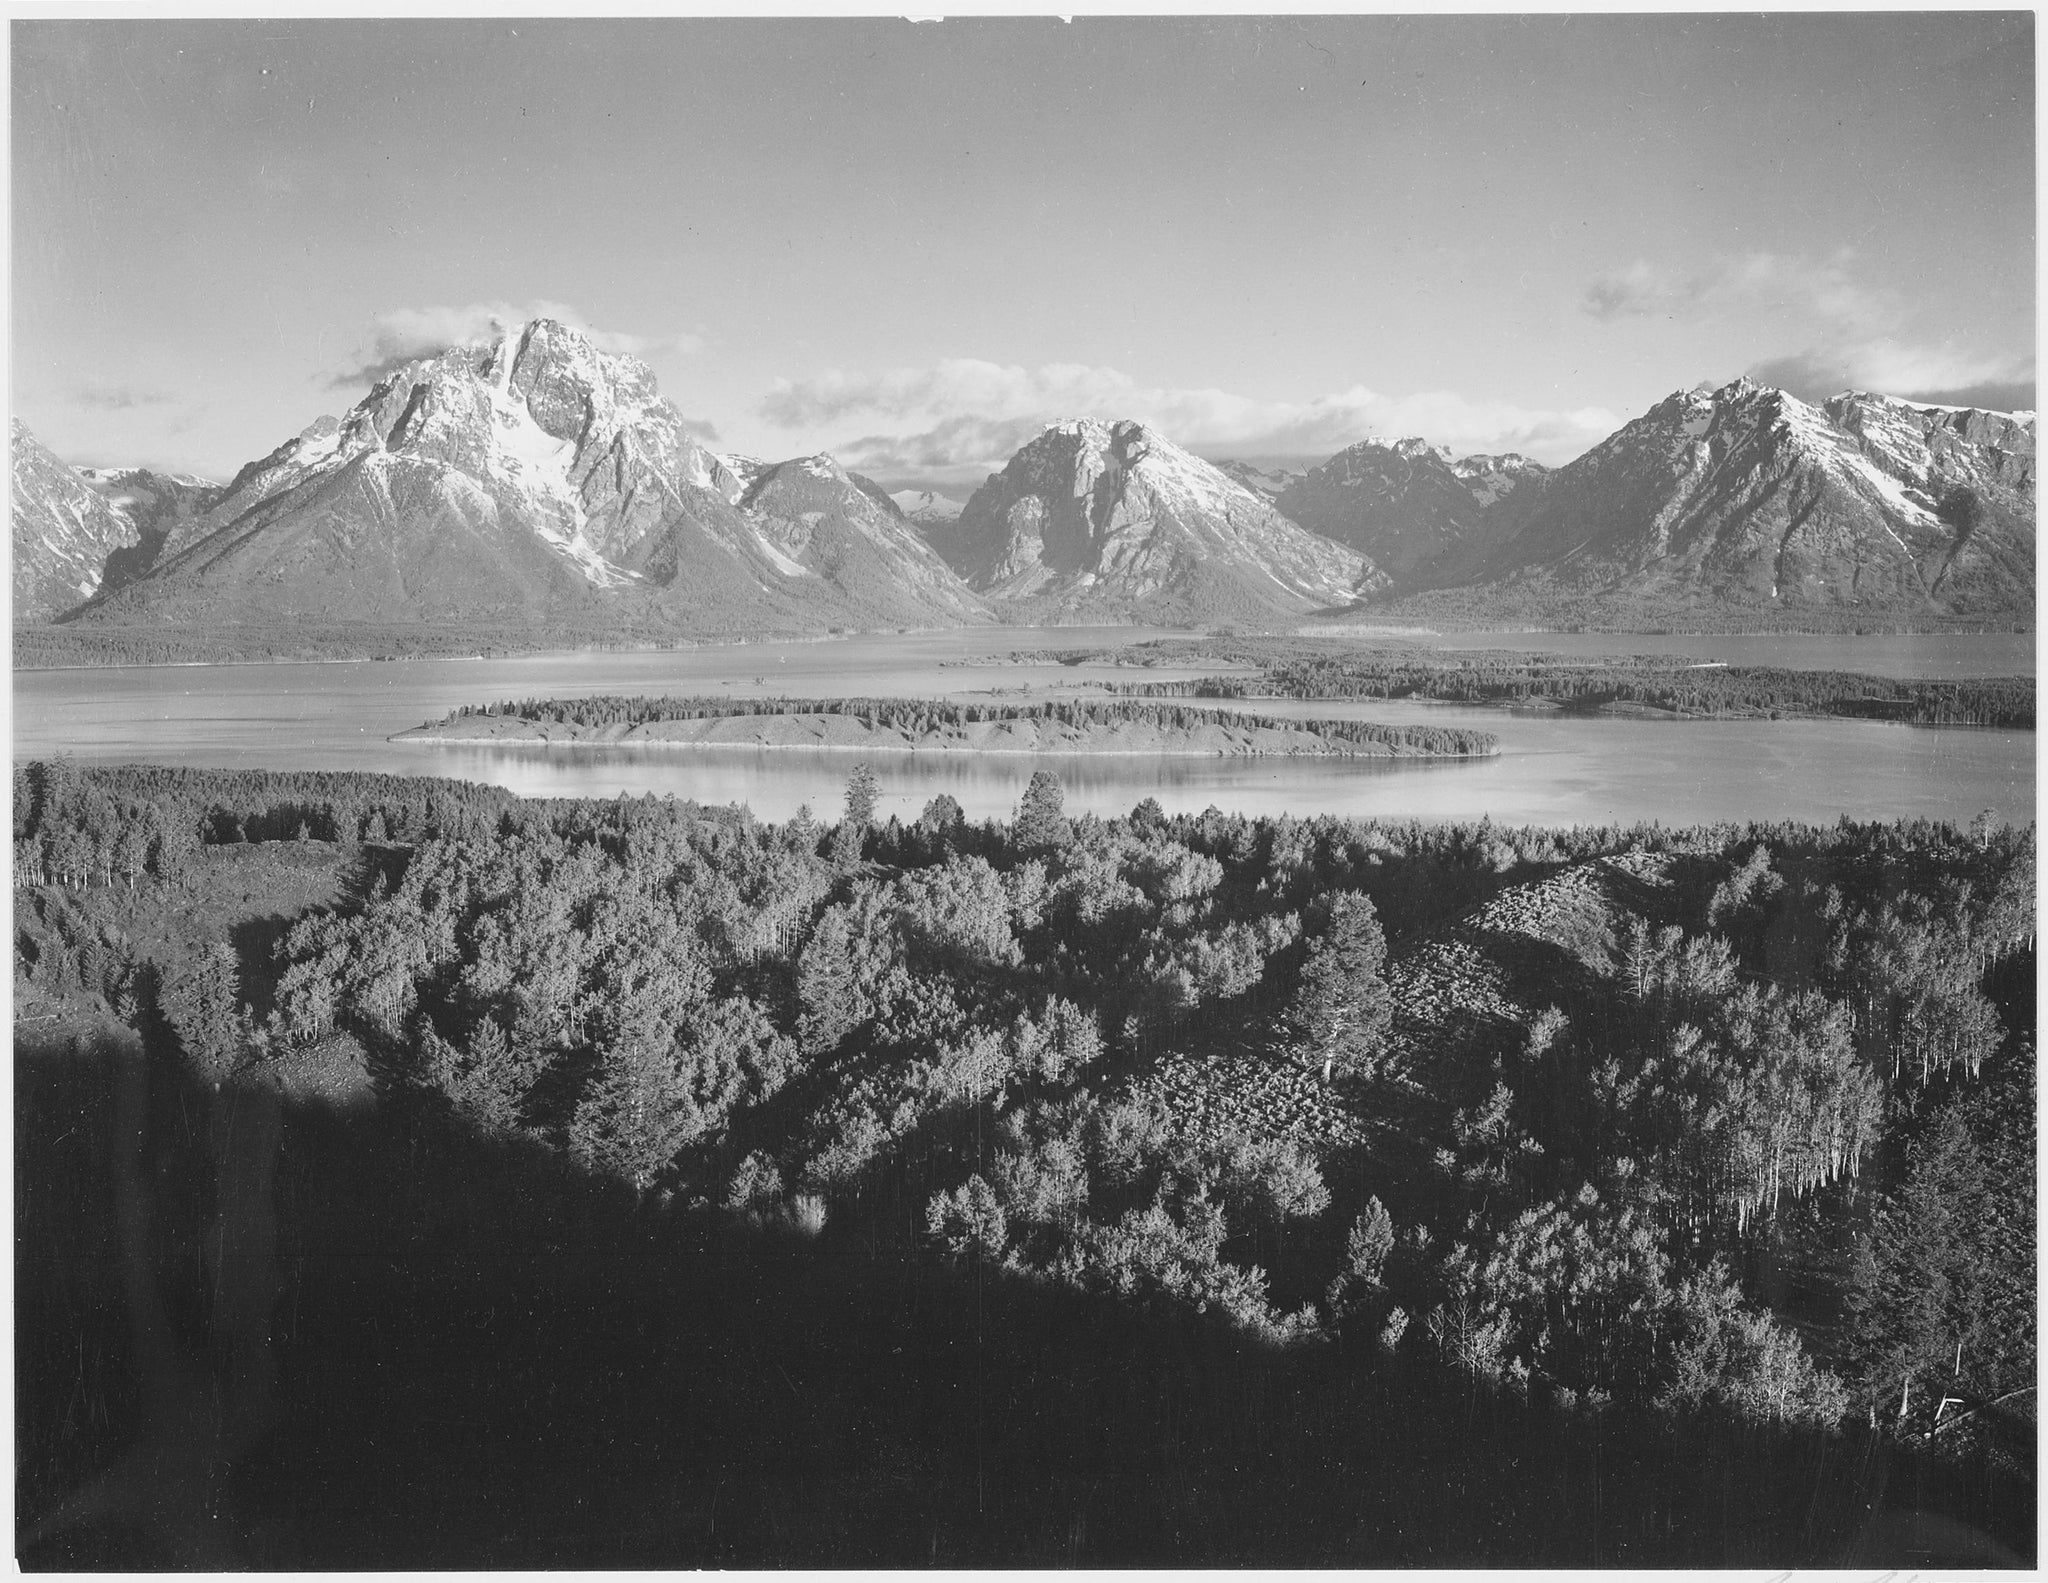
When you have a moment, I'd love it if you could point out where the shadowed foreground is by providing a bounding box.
[17,1024,2030,1570]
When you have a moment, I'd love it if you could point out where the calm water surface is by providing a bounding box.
[1318,627,2035,679]
[13,628,2034,829]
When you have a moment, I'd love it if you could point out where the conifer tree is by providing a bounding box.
[161,942,247,1086]
[918,793,964,833]
[843,763,881,829]
[1015,770,1071,853]
[797,903,865,1055]
[832,764,881,868]
[420,1016,534,1134]
[566,1036,695,1197]
[1283,892,1392,1082]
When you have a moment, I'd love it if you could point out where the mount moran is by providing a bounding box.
[13,320,2034,641]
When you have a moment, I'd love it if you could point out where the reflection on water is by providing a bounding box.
[12,626,2035,828]
[419,714,2033,830]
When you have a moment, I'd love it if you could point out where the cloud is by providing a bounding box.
[679,416,721,444]
[1583,250,1895,331]
[1747,344,2036,408]
[762,358,1619,473]
[329,301,704,388]
[1899,380,2037,414]
[1585,249,2033,408]
[830,416,1083,478]
[69,384,177,411]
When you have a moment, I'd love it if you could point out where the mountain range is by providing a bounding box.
[12,320,2035,639]
[1411,381,2034,614]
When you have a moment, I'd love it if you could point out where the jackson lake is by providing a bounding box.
[13,627,2034,829]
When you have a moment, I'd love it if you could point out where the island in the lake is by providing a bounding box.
[393,695,1501,759]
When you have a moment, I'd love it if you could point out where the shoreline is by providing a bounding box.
[16,619,2031,675]
[1169,692,2034,730]
[391,730,1501,761]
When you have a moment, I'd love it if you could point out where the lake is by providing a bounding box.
[12,627,2034,830]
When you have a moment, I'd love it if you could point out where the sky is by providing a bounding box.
[11,14,2036,491]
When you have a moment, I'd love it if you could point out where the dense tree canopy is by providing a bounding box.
[12,760,2034,1453]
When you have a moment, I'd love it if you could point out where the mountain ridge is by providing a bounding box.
[1402,379,2034,618]
[16,344,2034,639]
[1267,437,1548,583]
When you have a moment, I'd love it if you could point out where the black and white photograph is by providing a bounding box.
[10,10,2037,1568]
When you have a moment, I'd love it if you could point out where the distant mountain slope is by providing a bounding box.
[932,418,1382,623]
[1272,438,1547,582]
[79,465,223,540]
[741,456,989,627]
[33,340,2035,646]
[889,489,967,529]
[70,320,989,635]
[1213,461,1304,504]
[12,420,141,623]
[1414,379,2034,618]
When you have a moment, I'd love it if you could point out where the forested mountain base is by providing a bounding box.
[1037,636,2036,729]
[1346,586,2036,635]
[14,761,2036,1566]
[12,618,855,671]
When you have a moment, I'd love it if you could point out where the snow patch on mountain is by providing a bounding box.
[890,489,967,527]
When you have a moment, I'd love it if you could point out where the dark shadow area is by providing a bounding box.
[225,916,295,1024]
[17,1026,2032,1570]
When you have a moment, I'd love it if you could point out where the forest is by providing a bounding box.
[13,758,2035,1565]
[1339,584,2034,635]
[1036,636,2036,729]
[10,620,668,670]
[428,692,1501,757]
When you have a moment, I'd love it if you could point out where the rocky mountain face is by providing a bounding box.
[1419,379,2035,618]
[1820,393,2035,610]
[717,453,771,498]
[12,420,144,623]
[1213,461,1304,504]
[933,419,1383,622]
[889,489,967,529]
[740,457,988,627]
[80,466,223,539]
[71,321,988,634]
[75,466,224,597]
[1270,438,1547,583]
